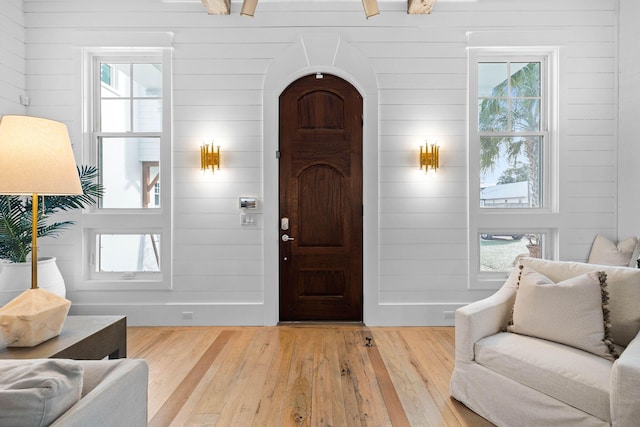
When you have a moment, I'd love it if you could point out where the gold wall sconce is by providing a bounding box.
[201,142,220,173]
[420,142,439,174]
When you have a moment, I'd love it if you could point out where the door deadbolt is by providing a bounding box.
[281,217,289,230]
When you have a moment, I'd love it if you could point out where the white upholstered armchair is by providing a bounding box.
[450,257,640,427]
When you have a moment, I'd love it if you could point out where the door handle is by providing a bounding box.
[281,234,295,242]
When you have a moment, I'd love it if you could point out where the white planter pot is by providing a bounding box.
[0,257,66,306]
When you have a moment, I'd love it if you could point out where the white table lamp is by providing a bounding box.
[0,115,82,347]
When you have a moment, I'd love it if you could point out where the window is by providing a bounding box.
[95,234,161,273]
[478,61,545,208]
[469,49,557,288]
[83,51,172,289]
[479,233,545,272]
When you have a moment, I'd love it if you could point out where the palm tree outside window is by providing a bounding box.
[478,61,545,209]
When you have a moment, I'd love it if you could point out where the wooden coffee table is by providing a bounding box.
[0,315,126,360]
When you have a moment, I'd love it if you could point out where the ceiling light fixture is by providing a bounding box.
[362,0,380,19]
[241,0,258,17]
[201,0,230,15]
[408,0,437,14]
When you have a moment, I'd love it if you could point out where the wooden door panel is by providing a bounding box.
[279,74,363,322]
[297,91,345,129]
[298,165,344,247]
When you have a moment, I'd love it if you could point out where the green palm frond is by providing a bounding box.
[479,62,542,206]
[0,165,103,263]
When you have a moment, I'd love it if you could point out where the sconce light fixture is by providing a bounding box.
[201,142,220,173]
[420,141,439,174]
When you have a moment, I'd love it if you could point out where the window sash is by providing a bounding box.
[94,58,163,133]
[471,55,551,213]
[83,51,171,290]
[468,50,556,289]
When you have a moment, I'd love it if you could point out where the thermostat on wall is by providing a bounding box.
[239,197,257,209]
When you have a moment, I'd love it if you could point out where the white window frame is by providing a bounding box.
[79,49,172,291]
[469,47,559,290]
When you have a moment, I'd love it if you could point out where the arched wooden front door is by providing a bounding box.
[279,73,363,322]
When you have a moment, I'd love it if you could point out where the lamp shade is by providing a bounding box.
[0,115,82,196]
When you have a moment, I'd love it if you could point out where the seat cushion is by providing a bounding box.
[475,332,612,422]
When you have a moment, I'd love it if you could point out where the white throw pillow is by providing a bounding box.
[507,266,618,361]
[0,359,83,426]
[588,234,638,267]
[518,257,640,347]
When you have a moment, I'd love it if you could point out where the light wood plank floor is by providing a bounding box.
[127,325,494,427]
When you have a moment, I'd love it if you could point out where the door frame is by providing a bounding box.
[278,73,364,322]
[263,34,379,325]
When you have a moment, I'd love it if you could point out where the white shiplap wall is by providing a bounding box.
[618,0,640,239]
[0,0,26,115]
[17,0,620,325]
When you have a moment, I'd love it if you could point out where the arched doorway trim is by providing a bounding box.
[263,34,379,325]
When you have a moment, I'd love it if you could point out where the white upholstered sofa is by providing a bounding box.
[0,358,148,427]
[450,257,640,427]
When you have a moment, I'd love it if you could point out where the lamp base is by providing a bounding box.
[0,288,71,347]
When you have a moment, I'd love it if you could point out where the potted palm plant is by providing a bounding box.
[0,165,102,303]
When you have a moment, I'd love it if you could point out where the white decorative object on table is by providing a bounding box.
[0,257,66,306]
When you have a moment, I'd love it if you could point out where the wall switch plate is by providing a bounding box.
[241,213,257,226]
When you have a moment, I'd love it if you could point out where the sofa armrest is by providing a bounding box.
[455,285,517,362]
[611,333,640,427]
[50,359,148,427]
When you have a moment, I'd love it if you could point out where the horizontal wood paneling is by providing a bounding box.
[617,0,640,238]
[0,0,25,114]
[13,0,621,324]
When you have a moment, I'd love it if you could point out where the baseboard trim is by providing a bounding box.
[69,302,465,326]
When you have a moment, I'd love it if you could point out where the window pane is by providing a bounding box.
[96,234,160,272]
[133,64,162,97]
[100,63,130,98]
[510,62,540,97]
[99,137,161,208]
[480,136,542,208]
[133,99,162,132]
[99,62,163,132]
[100,64,113,86]
[511,99,540,131]
[478,61,542,133]
[101,99,130,132]
[478,99,508,132]
[479,233,543,272]
[478,63,508,97]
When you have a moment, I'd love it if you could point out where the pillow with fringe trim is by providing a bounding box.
[508,265,618,361]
